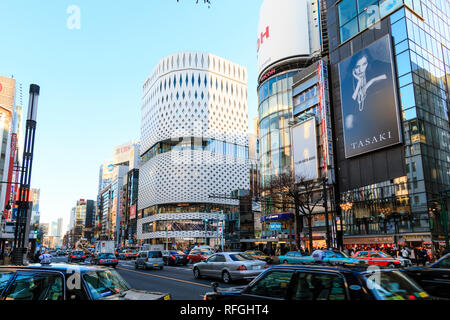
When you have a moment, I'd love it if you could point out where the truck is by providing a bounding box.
[95,241,115,254]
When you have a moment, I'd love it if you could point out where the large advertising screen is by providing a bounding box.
[338,35,402,158]
[292,118,318,181]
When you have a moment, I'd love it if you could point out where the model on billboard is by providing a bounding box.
[339,35,402,158]
[351,55,387,112]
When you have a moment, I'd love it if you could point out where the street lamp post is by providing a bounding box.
[12,84,39,265]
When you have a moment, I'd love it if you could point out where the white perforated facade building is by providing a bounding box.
[137,52,250,246]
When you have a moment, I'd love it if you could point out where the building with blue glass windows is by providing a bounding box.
[256,0,324,249]
[326,0,450,252]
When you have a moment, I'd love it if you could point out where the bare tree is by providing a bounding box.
[177,0,211,6]
[263,173,324,253]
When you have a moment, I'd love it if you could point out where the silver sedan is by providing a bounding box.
[193,252,267,284]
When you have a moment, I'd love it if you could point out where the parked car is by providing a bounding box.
[278,251,305,264]
[402,253,450,299]
[290,250,367,266]
[135,251,164,270]
[203,264,434,301]
[193,252,268,284]
[0,263,171,300]
[187,249,214,264]
[243,251,273,264]
[68,250,87,263]
[162,250,188,266]
[90,252,119,268]
[352,250,411,268]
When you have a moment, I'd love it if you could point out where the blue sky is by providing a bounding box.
[0,0,262,230]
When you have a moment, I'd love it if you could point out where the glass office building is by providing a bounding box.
[326,0,449,251]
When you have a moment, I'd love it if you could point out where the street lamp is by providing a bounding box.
[203,218,209,245]
[12,84,40,265]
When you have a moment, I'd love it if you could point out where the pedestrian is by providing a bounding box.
[401,246,409,260]
[343,247,349,256]
[421,247,429,265]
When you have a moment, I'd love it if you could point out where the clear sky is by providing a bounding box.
[0,0,262,230]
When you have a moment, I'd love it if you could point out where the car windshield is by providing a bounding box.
[363,270,430,300]
[230,254,255,261]
[83,270,130,300]
[99,253,116,259]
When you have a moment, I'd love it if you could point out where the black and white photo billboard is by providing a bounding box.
[338,35,402,158]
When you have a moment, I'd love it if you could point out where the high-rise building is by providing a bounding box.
[0,75,16,215]
[256,0,323,248]
[137,51,250,249]
[96,142,140,246]
[325,0,450,252]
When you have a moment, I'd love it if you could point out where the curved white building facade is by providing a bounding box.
[137,52,250,246]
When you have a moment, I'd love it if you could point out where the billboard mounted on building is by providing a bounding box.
[338,35,402,158]
[292,117,319,182]
[257,0,312,77]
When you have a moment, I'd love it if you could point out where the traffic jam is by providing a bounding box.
[1,239,449,301]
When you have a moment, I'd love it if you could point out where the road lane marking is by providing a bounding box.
[117,267,211,288]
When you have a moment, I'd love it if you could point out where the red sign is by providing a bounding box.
[130,205,136,220]
[257,26,270,52]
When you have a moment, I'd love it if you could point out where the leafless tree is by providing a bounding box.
[177,0,211,7]
[263,173,324,253]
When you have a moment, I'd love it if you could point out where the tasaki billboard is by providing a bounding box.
[338,35,402,158]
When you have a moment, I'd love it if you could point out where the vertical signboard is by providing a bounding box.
[318,60,334,182]
[338,35,402,158]
[292,118,319,181]
[130,204,136,220]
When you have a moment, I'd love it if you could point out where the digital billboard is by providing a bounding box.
[292,118,318,181]
[338,35,402,158]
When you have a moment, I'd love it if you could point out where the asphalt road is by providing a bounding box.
[51,255,246,300]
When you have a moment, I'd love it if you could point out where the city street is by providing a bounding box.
[51,256,241,300]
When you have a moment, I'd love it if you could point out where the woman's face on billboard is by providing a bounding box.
[354,56,368,77]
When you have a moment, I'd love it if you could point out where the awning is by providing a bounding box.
[343,236,394,245]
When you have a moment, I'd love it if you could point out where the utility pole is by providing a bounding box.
[12,84,39,265]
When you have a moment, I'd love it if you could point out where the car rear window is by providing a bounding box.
[72,251,83,255]
[99,253,116,259]
[148,251,162,258]
[230,254,255,261]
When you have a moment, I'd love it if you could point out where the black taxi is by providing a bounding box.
[0,263,171,300]
[204,264,436,301]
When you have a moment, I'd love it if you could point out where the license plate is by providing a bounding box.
[153,263,158,266]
